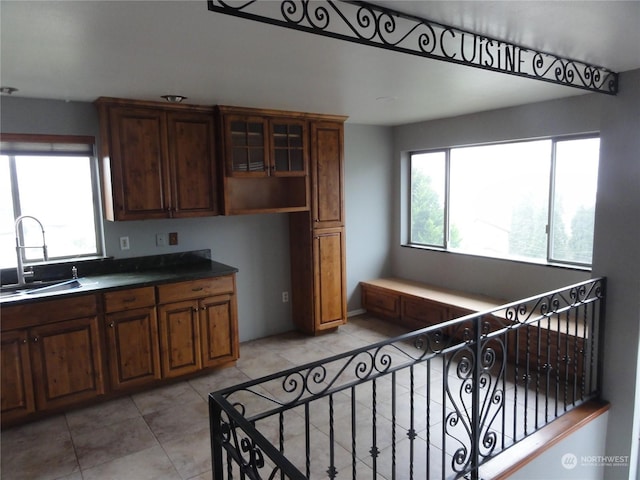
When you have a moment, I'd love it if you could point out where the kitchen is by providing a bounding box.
[1,1,639,479]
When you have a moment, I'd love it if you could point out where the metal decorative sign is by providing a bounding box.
[207,0,618,95]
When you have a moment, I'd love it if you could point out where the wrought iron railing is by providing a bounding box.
[207,1,618,95]
[209,277,605,479]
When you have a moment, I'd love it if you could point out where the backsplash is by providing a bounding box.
[0,249,212,286]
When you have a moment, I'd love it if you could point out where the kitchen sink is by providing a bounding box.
[0,278,83,297]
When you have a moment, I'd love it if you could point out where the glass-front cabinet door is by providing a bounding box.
[225,115,268,176]
[271,119,307,176]
[224,115,308,177]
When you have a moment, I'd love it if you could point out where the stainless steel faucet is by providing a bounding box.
[15,215,48,285]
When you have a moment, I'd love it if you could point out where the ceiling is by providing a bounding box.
[1,1,639,126]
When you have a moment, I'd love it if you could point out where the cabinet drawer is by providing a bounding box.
[1,295,98,331]
[157,276,234,304]
[104,287,156,313]
[362,285,400,319]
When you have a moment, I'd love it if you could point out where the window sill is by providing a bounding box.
[401,243,592,272]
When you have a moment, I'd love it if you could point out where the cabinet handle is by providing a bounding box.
[32,337,39,342]
[123,297,136,303]
[202,306,207,311]
[22,339,27,344]
[191,287,204,292]
[193,307,199,312]
[109,322,115,328]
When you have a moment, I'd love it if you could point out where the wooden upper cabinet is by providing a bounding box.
[96,98,218,221]
[223,115,269,176]
[167,112,218,217]
[216,106,311,215]
[106,106,169,219]
[270,119,307,176]
[221,113,307,178]
[311,121,344,228]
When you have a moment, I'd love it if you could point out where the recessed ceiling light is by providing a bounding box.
[161,95,188,103]
[0,86,19,95]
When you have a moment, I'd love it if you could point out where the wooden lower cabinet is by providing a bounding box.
[200,294,239,368]
[1,295,104,426]
[313,228,347,330]
[1,274,239,427]
[29,316,105,411]
[290,215,347,334]
[158,293,239,377]
[157,276,240,377]
[1,330,35,423]
[104,286,160,390]
[401,297,448,330]
[105,306,160,390]
[158,299,202,378]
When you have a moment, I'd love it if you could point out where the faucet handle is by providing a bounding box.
[23,267,34,279]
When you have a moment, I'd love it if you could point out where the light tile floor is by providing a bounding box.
[0,315,413,480]
[0,315,564,480]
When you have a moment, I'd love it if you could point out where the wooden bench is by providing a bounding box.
[360,278,587,381]
[360,277,506,331]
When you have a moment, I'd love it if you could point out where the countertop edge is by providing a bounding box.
[0,260,239,306]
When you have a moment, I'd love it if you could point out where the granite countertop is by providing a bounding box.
[0,250,238,305]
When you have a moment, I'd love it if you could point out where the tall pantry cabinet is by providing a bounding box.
[290,120,347,335]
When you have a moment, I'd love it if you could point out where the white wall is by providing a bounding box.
[509,412,609,480]
[592,69,640,480]
[344,123,394,313]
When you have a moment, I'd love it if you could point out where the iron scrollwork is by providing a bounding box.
[444,338,506,474]
[207,0,618,94]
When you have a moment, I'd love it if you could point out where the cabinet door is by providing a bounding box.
[361,285,401,320]
[105,307,161,390]
[29,317,105,410]
[167,112,219,217]
[270,119,307,176]
[313,228,347,330]
[158,300,202,377]
[1,330,35,423]
[108,106,171,220]
[310,121,344,228]
[224,115,269,176]
[199,294,239,368]
[401,297,448,330]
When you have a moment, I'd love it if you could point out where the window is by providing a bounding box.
[0,134,103,269]
[409,136,599,267]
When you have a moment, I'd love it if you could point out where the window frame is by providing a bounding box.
[1,133,105,267]
[408,133,599,269]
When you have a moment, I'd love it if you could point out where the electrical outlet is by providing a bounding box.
[169,232,178,245]
[119,236,130,250]
[156,233,167,247]
[282,291,289,303]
